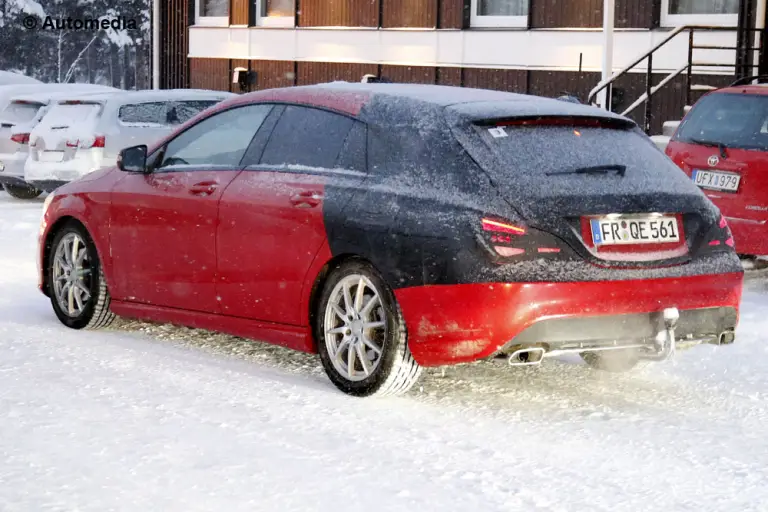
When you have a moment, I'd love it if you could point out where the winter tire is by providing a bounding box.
[3,183,42,199]
[316,260,422,397]
[47,222,116,330]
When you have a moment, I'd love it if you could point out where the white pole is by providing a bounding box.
[152,0,161,89]
[601,0,616,110]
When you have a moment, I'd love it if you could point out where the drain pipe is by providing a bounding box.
[152,0,161,89]
[600,0,616,110]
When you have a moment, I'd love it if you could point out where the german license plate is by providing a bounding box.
[39,151,64,163]
[692,169,741,192]
[591,215,680,246]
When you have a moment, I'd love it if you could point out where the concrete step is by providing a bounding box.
[662,120,681,137]
[650,134,671,152]
[684,105,693,115]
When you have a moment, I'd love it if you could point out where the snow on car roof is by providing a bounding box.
[47,88,236,106]
[9,86,117,105]
[0,70,41,85]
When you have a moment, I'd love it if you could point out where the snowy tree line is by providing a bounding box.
[0,0,151,89]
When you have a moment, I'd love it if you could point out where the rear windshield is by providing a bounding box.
[39,103,101,129]
[0,101,43,124]
[474,121,665,178]
[675,92,768,151]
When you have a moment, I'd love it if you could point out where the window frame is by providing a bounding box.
[252,0,295,28]
[469,0,529,28]
[660,0,739,28]
[150,104,274,173]
[194,0,229,27]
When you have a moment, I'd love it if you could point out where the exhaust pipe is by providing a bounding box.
[508,347,546,367]
[718,330,736,345]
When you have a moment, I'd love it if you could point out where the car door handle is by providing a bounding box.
[290,191,323,208]
[189,181,218,196]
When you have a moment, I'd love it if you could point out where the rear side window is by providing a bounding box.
[171,100,221,124]
[119,102,168,125]
[675,93,768,151]
[1,101,43,124]
[260,106,355,169]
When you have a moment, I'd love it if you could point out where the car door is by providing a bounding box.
[217,104,368,325]
[109,103,273,312]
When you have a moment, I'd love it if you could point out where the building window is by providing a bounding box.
[661,0,738,27]
[195,0,229,26]
[254,0,295,27]
[470,0,529,28]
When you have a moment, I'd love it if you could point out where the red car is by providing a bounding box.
[666,81,768,257]
[38,84,744,397]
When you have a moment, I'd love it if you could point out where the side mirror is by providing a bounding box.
[117,145,148,173]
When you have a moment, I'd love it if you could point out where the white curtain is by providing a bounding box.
[669,0,739,15]
[477,0,529,16]
[266,0,295,17]
[201,0,229,17]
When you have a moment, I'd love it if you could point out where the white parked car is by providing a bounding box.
[0,86,117,198]
[0,70,40,86]
[24,89,235,192]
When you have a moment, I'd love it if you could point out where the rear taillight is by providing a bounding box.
[66,135,105,149]
[10,132,29,145]
[702,215,735,253]
[479,217,571,262]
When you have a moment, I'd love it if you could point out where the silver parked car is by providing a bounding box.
[0,85,117,198]
[0,70,40,86]
[24,89,235,192]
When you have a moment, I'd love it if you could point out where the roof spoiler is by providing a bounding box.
[729,75,768,87]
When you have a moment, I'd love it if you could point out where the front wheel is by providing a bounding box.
[315,260,422,397]
[47,222,116,330]
[3,183,42,199]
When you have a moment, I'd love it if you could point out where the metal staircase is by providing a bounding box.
[587,25,765,142]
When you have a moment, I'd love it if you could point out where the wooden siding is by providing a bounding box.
[250,60,297,90]
[382,0,436,28]
[296,62,379,84]
[463,68,526,93]
[380,65,436,83]
[436,67,462,86]
[230,0,250,24]
[439,0,467,28]
[298,0,380,27]
[189,58,231,91]
[160,0,192,89]
[531,0,658,28]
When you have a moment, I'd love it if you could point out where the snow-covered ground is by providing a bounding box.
[1,190,767,511]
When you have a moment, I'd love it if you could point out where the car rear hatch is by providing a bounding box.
[447,102,723,266]
[666,92,768,226]
[30,99,104,163]
[0,99,45,154]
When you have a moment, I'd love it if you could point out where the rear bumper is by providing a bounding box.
[394,272,744,367]
[24,151,113,189]
[727,216,768,256]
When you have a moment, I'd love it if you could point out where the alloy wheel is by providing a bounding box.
[52,233,93,317]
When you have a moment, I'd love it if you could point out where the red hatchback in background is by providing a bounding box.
[666,83,768,257]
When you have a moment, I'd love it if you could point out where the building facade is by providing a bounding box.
[160,0,766,133]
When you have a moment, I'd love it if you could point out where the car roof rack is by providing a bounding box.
[729,75,768,87]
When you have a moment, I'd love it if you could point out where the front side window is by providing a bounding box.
[157,104,272,169]
[196,0,229,26]
[253,0,295,26]
[662,0,738,26]
[471,0,528,27]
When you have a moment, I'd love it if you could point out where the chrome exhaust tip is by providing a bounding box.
[508,347,546,367]
[718,330,736,345]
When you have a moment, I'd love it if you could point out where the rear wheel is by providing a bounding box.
[581,349,646,373]
[3,183,42,199]
[47,222,116,330]
[315,260,422,397]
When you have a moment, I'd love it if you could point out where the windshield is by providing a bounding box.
[675,92,768,151]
